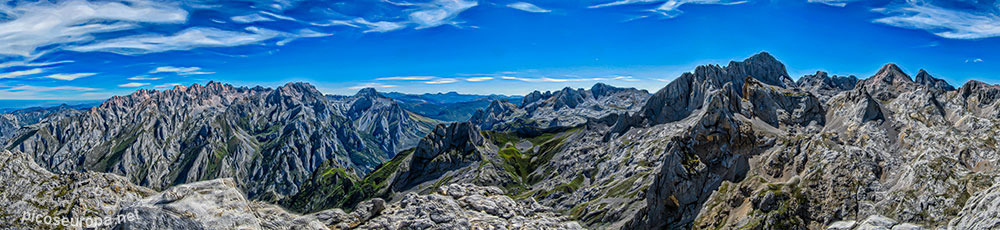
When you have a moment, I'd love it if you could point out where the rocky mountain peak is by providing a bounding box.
[796,71,859,102]
[354,87,382,98]
[469,100,519,130]
[590,82,617,98]
[269,82,327,106]
[393,122,485,191]
[277,82,324,97]
[726,51,792,87]
[873,63,912,83]
[860,63,918,101]
[914,69,956,91]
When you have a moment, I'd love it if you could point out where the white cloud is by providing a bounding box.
[806,0,862,7]
[128,75,163,80]
[464,77,494,82]
[232,14,274,23]
[2,85,98,92]
[966,58,984,63]
[43,73,96,81]
[0,60,72,69]
[873,2,1000,39]
[258,11,299,21]
[612,75,640,81]
[500,75,637,82]
[68,27,282,55]
[349,83,398,89]
[154,83,182,88]
[0,0,187,58]
[377,76,437,80]
[408,0,479,29]
[179,71,215,75]
[315,18,405,33]
[0,85,100,99]
[425,78,459,84]
[0,68,44,79]
[151,66,201,73]
[119,82,150,87]
[507,2,551,13]
[148,66,214,75]
[590,0,748,18]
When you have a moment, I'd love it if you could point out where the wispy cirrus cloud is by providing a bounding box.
[151,66,201,73]
[2,85,98,92]
[128,75,163,80]
[425,78,459,84]
[464,77,494,82]
[154,83,182,88]
[0,0,187,59]
[0,85,99,99]
[349,82,398,90]
[871,0,1000,39]
[352,18,408,33]
[500,75,637,82]
[409,0,479,29]
[966,58,984,63]
[118,82,150,87]
[806,0,862,7]
[507,2,551,13]
[69,27,283,55]
[377,76,437,80]
[149,66,214,75]
[589,0,748,18]
[231,14,273,23]
[0,68,44,79]
[43,73,96,81]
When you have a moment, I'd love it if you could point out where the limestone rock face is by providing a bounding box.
[859,63,918,101]
[0,104,83,143]
[0,150,153,229]
[692,61,1000,230]
[4,82,436,201]
[796,71,859,103]
[508,83,650,129]
[743,77,826,128]
[914,69,955,91]
[948,183,1000,230]
[390,122,491,193]
[641,52,791,126]
[356,184,582,230]
[469,100,521,130]
[114,178,326,230]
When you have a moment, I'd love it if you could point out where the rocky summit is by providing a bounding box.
[3,52,1000,230]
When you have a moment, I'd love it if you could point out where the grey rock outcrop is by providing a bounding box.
[743,77,826,128]
[356,184,582,230]
[389,122,493,193]
[469,100,521,130]
[948,183,1000,229]
[859,63,917,101]
[796,71,859,103]
[4,82,437,202]
[512,83,650,129]
[0,104,82,142]
[113,178,326,230]
[0,150,153,229]
[914,69,955,91]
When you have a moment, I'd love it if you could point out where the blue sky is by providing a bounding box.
[0,0,998,100]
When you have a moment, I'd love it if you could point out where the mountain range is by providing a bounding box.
[3,52,1000,229]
